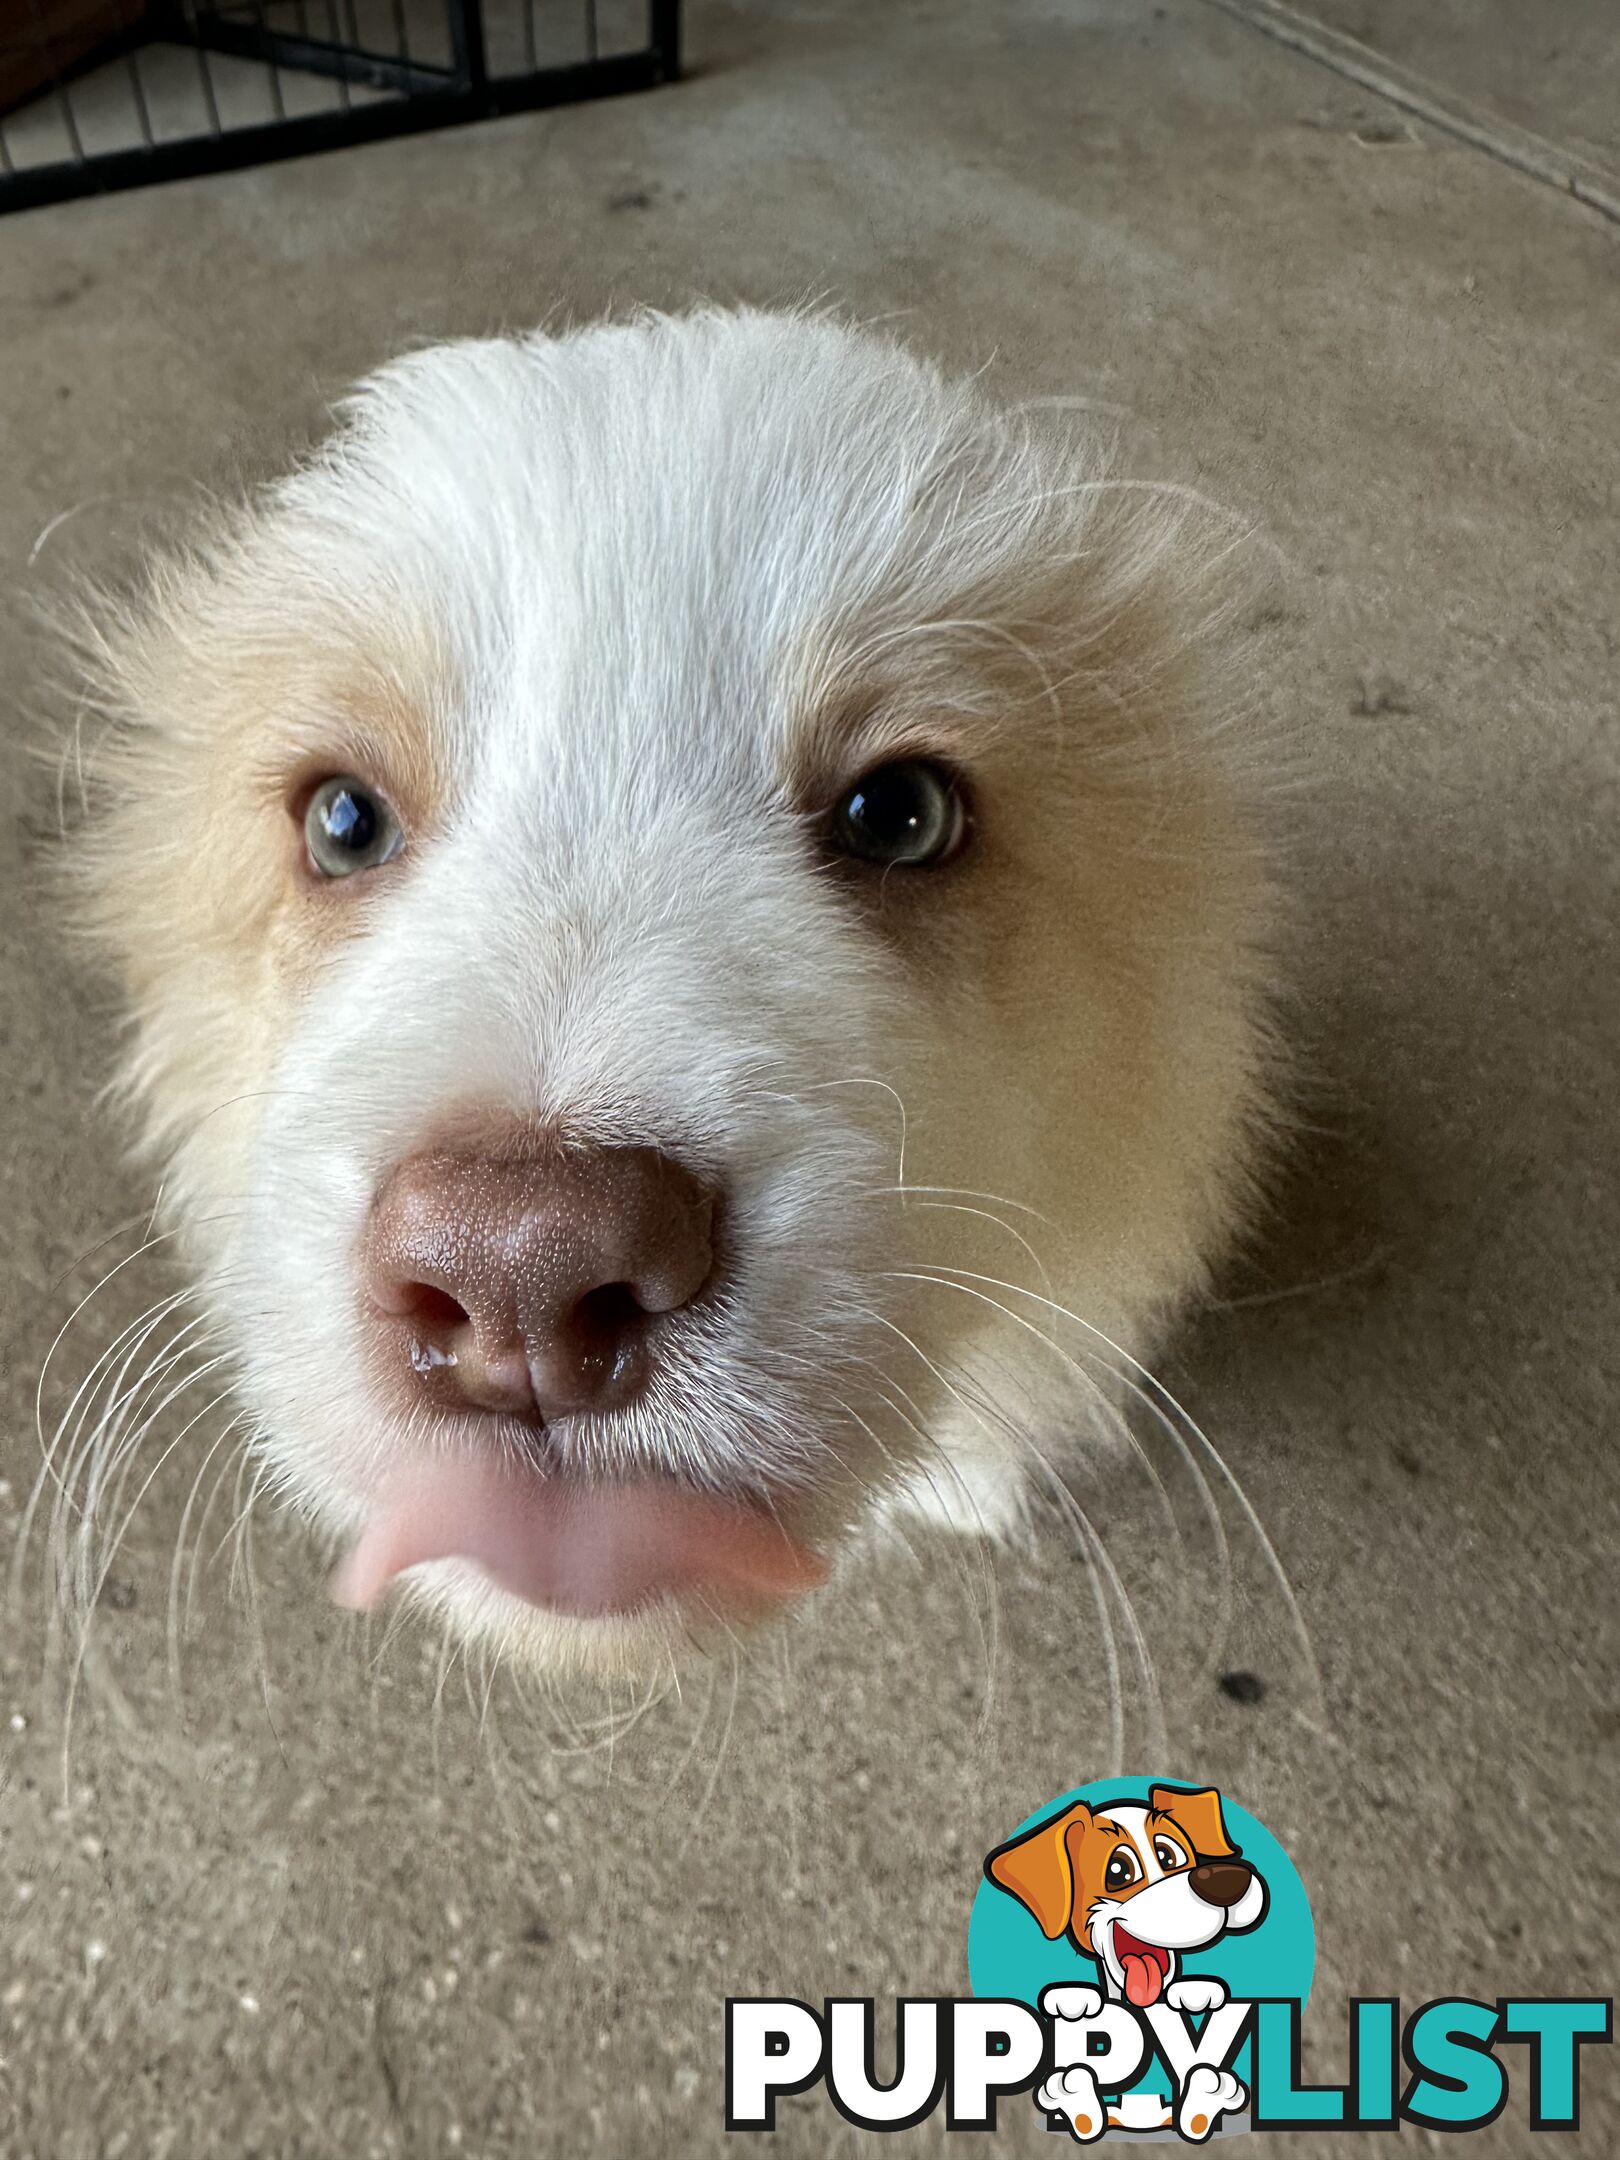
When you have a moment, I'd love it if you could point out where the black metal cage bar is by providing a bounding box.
[0,0,679,214]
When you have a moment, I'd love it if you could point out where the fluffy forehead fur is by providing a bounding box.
[63,306,1275,1674]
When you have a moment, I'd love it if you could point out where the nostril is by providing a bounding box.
[544,1280,655,1407]
[394,1281,471,1334]
[573,1281,646,1347]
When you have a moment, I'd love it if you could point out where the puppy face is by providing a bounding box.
[986,1785,1268,2004]
[68,309,1272,1673]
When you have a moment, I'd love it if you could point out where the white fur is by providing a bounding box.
[68,307,1276,1672]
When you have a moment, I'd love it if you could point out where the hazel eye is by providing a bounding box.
[1104,1848,1140,1891]
[1154,1838,1187,1873]
[303,775,403,878]
[829,758,966,868]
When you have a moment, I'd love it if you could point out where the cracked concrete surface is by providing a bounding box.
[0,0,1616,2152]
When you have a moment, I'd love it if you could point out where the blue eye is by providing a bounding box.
[304,776,403,878]
[831,759,967,868]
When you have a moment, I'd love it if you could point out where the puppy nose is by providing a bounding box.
[364,1141,718,1424]
[1188,1861,1252,1909]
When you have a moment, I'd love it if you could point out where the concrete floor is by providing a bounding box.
[1,1,1617,2153]
[1304,0,1620,163]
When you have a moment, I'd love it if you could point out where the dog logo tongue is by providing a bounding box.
[1121,1950,1164,2008]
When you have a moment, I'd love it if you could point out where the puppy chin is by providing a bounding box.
[374,1563,687,1679]
[361,1558,804,1681]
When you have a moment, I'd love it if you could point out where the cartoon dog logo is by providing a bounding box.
[985,1783,1269,2141]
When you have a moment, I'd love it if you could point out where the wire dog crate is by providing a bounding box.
[0,0,679,214]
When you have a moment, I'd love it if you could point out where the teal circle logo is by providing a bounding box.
[970,1778,1313,2006]
[969,1780,1313,2138]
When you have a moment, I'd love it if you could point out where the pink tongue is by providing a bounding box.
[1122,1953,1164,2009]
[332,1457,827,1620]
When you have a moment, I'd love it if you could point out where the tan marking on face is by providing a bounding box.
[71,548,453,1231]
[777,577,1270,1353]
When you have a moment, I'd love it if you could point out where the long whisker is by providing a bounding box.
[226,1455,290,1766]
[60,1373,237,1787]
[764,1075,909,1187]
[884,1265,1228,1652]
[896,1195,1055,1298]
[907,1264,1324,1721]
[33,1303,213,1653]
[31,1215,242,1494]
[166,1411,251,1714]
[821,1378,1006,1720]
[30,1274,195,1514]
[872,1276,1192,1569]
[874,1298,1173,1758]
[863,1181,1056,1227]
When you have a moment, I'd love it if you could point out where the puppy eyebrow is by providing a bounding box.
[1094,1820,1126,1839]
[780,671,985,817]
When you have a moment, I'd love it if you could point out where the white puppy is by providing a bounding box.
[64,307,1275,1674]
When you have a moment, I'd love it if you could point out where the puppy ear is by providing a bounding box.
[1149,1784,1237,1861]
[985,1801,1093,1939]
